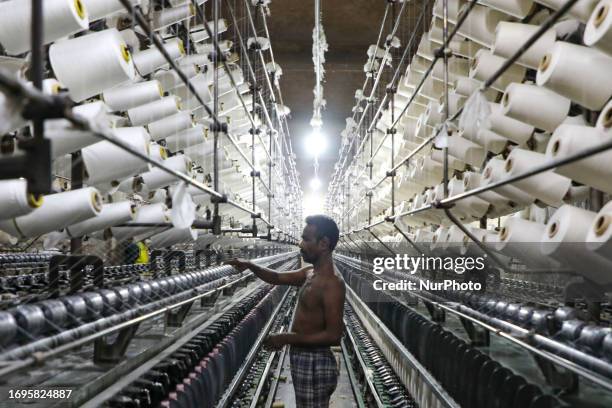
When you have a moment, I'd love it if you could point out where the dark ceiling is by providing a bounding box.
[264,0,425,194]
[265,0,388,192]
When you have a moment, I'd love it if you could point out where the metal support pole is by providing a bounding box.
[442,0,450,198]
[389,96,396,215]
[366,228,395,256]
[70,152,84,254]
[368,130,373,224]
[348,234,376,255]
[441,207,508,272]
[346,177,351,231]
[251,1,260,237]
[268,129,273,227]
[30,0,44,142]
[392,222,425,256]
[212,0,222,234]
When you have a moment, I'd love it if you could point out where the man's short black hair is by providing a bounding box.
[305,214,340,251]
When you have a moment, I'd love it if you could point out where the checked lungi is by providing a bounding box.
[289,346,339,408]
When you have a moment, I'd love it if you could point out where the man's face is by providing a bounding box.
[299,224,324,264]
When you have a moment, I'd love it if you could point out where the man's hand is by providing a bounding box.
[224,258,252,272]
[263,333,287,351]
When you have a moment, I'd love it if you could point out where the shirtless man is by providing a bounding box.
[225,215,345,407]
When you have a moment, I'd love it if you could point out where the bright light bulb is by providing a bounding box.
[310,177,321,190]
[303,193,324,216]
[304,129,327,157]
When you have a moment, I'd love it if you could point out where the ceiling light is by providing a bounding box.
[310,177,321,190]
[304,129,327,157]
[303,193,324,216]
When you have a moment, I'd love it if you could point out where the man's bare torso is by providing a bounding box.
[291,267,344,339]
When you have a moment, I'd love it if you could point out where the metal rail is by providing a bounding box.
[344,318,385,408]
[336,254,612,390]
[249,293,295,408]
[78,281,268,408]
[0,252,297,378]
[346,284,460,408]
[339,340,368,408]
[216,286,291,408]
[262,286,299,408]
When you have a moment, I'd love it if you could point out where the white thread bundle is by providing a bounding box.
[417,38,435,61]
[0,179,43,221]
[546,124,612,194]
[196,40,233,56]
[149,142,168,164]
[49,28,135,102]
[430,226,450,254]
[447,176,490,219]
[537,41,612,110]
[535,0,599,23]
[65,201,135,238]
[165,125,206,152]
[147,111,193,141]
[463,127,508,154]
[470,50,526,92]
[463,171,514,214]
[584,0,612,56]
[430,149,464,174]
[103,80,164,112]
[174,74,213,111]
[116,176,145,194]
[420,76,445,102]
[597,100,612,132]
[82,127,150,190]
[152,4,195,30]
[457,4,507,47]
[502,83,570,132]
[494,22,556,69]
[449,38,485,60]
[150,227,197,248]
[190,19,228,43]
[453,77,498,101]
[128,96,181,126]
[447,133,486,167]
[496,217,558,269]
[504,148,571,207]
[432,58,470,84]
[487,102,534,145]
[82,0,139,21]
[111,203,171,242]
[132,39,185,76]
[585,201,612,262]
[0,187,102,238]
[480,0,534,18]
[482,157,535,206]
[541,204,612,284]
[141,154,192,192]
[154,65,200,91]
[433,0,463,23]
[45,101,112,158]
[0,0,89,55]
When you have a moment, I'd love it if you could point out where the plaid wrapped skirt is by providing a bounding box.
[289,346,339,408]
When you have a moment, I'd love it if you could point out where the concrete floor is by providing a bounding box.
[273,348,358,408]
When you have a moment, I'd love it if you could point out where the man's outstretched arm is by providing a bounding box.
[268,279,346,348]
[225,258,311,286]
